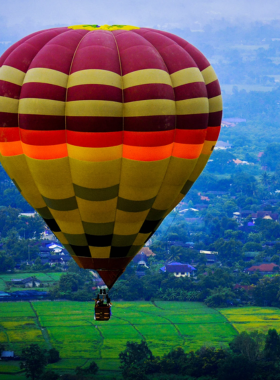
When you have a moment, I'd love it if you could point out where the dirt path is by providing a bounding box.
[29,301,52,349]
[88,321,104,359]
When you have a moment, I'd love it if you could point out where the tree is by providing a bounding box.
[217,354,256,380]
[229,331,265,361]
[264,329,280,361]
[261,143,280,171]
[75,360,99,376]
[20,344,48,380]
[41,370,59,380]
[47,348,60,363]
[119,340,154,379]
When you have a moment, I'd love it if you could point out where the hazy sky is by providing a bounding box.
[0,0,280,42]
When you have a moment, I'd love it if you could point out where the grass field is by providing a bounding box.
[1,302,280,378]
[220,307,280,334]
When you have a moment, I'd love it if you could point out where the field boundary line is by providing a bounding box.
[89,321,104,359]
[29,301,52,349]
[216,308,239,335]
[114,315,146,340]
[153,301,164,310]
[135,309,185,344]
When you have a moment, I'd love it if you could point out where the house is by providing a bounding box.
[167,241,195,248]
[1,351,15,360]
[138,247,156,257]
[11,277,41,288]
[233,284,254,293]
[233,159,250,165]
[246,263,279,274]
[160,262,196,277]
[251,211,279,221]
[200,250,218,264]
[133,252,148,266]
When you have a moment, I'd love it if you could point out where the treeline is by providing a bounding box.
[119,329,280,380]
[109,267,280,308]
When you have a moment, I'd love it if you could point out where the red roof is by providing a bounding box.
[247,263,279,272]
[234,284,254,291]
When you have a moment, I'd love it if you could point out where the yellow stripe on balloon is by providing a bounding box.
[89,246,111,258]
[19,98,65,116]
[209,95,223,113]
[176,97,209,115]
[67,144,123,162]
[0,96,19,113]
[201,65,218,85]
[0,65,25,86]
[122,69,172,89]
[170,67,204,88]
[66,100,123,117]
[67,69,122,89]
[23,68,68,88]
[124,99,176,117]
[201,140,216,155]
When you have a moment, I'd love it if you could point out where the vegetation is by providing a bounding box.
[118,329,280,380]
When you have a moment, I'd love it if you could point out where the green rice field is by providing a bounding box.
[1,301,280,378]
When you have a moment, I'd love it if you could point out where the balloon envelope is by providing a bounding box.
[0,24,222,288]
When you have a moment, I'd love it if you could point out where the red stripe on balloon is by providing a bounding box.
[207,80,221,99]
[19,114,65,131]
[174,129,207,144]
[0,81,21,99]
[66,116,123,132]
[124,115,176,132]
[0,127,20,142]
[206,126,221,141]
[124,83,174,103]
[20,129,66,145]
[67,84,122,102]
[66,130,122,147]
[208,111,222,127]
[174,82,207,101]
[20,82,66,101]
[176,114,208,130]
[123,130,174,147]
[0,113,18,128]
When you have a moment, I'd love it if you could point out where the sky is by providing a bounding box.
[0,0,280,44]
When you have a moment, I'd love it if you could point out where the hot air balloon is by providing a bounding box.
[0,24,222,290]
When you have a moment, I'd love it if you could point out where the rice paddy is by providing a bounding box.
[1,301,280,377]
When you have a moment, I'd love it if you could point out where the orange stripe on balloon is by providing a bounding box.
[0,141,23,156]
[206,126,220,141]
[21,142,68,159]
[123,130,174,147]
[66,130,122,147]
[174,129,207,145]
[172,143,203,159]
[20,129,66,145]
[123,144,173,161]
[0,127,20,142]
